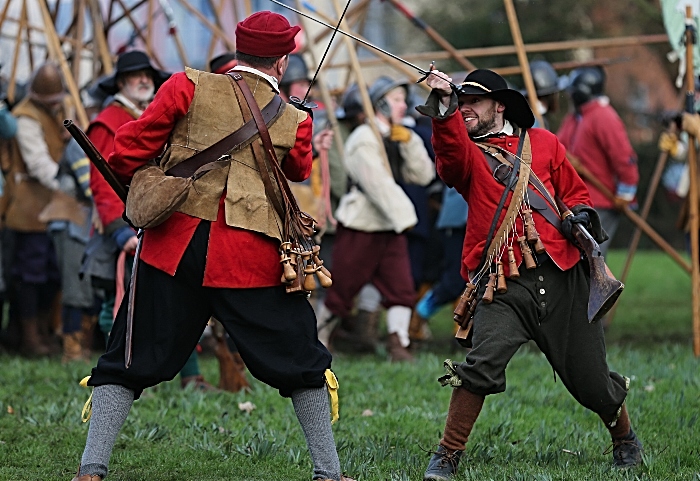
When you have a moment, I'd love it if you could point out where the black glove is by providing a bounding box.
[561,211,590,245]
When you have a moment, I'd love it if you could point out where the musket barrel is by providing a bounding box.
[64,120,128,203]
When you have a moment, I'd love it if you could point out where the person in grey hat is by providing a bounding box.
[316,75,435,362]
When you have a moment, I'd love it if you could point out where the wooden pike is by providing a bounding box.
[334,34,669,69]
[38,0,89,127]
[566,152,691,275]
[294,0,346,162]
[6,0,25,105]
[329,0,392,175]
[175,0,235,51]
[503,0,544,128]
[684,5,700,357]
[606,150,670,326]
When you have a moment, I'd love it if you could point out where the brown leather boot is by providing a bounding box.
[62,331,86,363]
[20,317,51,357]
[81,313,97,358]
[334,310,379,353]
[386,332,414,362]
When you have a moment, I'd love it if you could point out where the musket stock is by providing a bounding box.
[64,120,128,203]
[557,198,624,323]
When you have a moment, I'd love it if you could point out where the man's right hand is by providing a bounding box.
[425,69,453,99]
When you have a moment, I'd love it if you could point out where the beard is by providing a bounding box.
[465,103,498,137]
[123,83,154,105]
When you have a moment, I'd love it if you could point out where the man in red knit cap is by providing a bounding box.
[70,11,354,481]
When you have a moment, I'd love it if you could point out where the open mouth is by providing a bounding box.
[463,117,476,122]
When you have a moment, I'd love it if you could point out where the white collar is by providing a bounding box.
[229,65,280,93]
[472,119,514,139]
[113,93,144,117]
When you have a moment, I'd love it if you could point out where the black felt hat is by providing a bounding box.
[98,50,171,95]
[457,69,535,129]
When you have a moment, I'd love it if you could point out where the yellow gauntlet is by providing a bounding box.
[657,132,679,157]
[390,124,412,143]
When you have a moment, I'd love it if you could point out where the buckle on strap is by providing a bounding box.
[493,163,512,182]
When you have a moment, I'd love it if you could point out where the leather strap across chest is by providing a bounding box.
[477,141,562,232]
[165,92,285,178]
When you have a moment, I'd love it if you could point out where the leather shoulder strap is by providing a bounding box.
[476,140,562,232]
[165,91,285,178]
[228,74,288,224]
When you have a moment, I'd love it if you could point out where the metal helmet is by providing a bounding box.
[368,76,409,107]
[337,83,363,120]
[29,62,66,104]
[530,60,561,97]
[567,66,605,107]
[280,54,310,86]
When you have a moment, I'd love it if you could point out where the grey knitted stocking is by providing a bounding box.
[79,384,134,478]
[291,387,341,481]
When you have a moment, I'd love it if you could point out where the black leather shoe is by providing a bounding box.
[423,445,463,480]
[611,429,643,468]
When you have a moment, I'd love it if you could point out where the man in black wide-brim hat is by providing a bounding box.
[96,50,170,108]
[415,68,643,480]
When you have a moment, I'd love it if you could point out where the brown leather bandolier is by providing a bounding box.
[453,133,532,346]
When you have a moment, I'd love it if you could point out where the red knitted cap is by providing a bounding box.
[235,11,301,58]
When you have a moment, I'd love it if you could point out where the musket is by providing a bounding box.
[555,197,623,323]
[64,120,128,203]
[268,0,459,89]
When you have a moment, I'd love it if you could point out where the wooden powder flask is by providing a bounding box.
[279,241,297,282]
[507,246,520,278]
[523,208,546,254]
[518,236,537,269]
[453,282,477,323]
[523,209,538,242]
[283,244,306,294]
[301,251,317,291]
[482,273,496,304]
[496,261,507,293]
[311,245,333,281]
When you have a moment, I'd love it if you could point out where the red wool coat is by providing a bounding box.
[432,110,591,281]
[108,72,313,288]
[87,103,138,227]
[557,98,638,209]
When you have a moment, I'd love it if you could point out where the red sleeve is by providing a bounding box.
[109,72,195,182]
[432,110,477,188]
[281,113,313,182]
[551,138,592,209]
[87,123,125,226]
[595,107,639,186]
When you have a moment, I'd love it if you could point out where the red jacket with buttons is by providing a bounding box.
[432,110,591,281]
[107,72,313,288]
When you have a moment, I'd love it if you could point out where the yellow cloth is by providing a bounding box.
[389,124,412,143]
[324,369,339,424]
[79,375,93,422]
[657,131,679,157]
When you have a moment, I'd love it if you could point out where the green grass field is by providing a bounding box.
[1,251,699,480]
